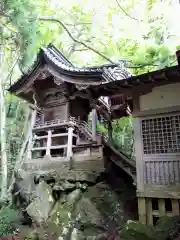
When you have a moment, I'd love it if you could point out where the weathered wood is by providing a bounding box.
[137,184,180,199]
[67,126,74,159]
[46,130,52,156]
[91,108,97,141]
[152,210,173,217]
[146,198,153,225]
[172,199,180,215]
[158,199,166,217]
[33,121,77,132]
[133,118,144,191]
[35,133,78,140]
[138,197,146,224]
[32,145,68,151]
[132,105,180,117]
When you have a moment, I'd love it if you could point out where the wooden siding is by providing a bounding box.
[140,83,180,111]
[138,197,180,225]
[144,158,180,185]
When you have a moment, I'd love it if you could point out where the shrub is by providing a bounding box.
[0,206,21,236]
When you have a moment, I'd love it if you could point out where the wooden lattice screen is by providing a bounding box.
[140,113,180,185]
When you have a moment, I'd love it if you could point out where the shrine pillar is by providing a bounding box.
[67,124,74,160]
[46,130,52,156]
[92,108,97,141]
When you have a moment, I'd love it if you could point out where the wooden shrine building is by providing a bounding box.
[8,45,131,177]
[83,50,180,224]
[9,44,180,225]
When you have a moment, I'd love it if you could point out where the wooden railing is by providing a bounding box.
[98,97,111,112]
[31,131,77,155]
[34,116,79,129]
[34,119,67,128]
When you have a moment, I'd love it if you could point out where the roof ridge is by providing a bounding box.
[46,44,73,67]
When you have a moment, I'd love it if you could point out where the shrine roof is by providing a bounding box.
[85,64,180,98]
[9,44,130,94]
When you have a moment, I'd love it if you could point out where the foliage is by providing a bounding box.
[120,216,180,240]
[0,206,21,236]
[6,98,29,182]
[120,220,156,240]
[112,117,134,157]
[1,0,41,70]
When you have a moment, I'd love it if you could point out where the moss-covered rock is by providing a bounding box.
[119,221,156,240]
[155,216,180,240]
[47,189,82,237]
[26,181,54,223]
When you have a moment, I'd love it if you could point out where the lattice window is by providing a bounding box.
[141,114,180,154]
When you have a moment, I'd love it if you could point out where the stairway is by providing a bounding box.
[103,137,136,183]
[79,121,136,183]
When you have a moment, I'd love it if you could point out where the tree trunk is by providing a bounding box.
[0,77,8,200]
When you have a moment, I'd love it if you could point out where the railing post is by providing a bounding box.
[92,108,97,141]
[67,123,74,160]
[46,130,52,156]
[27,134,33,161]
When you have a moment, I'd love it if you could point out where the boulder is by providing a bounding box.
[26,181,54,223]
[37,181,137,239]
[12,170,36,208]
[53,180,76,191]
[46,189,82,237]
[83,182,131,229]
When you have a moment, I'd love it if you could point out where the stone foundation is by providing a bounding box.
[12,163,137,239]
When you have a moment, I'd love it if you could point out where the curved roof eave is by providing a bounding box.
[8,45,108,93]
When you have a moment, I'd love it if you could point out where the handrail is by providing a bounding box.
[80,121,92,134]
[34,119,68,128]
[103,135,134,158]
[34,116,78,129]
[98,97,111,112]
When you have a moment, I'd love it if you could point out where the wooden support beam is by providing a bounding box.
[92,108,97,141]
[32,145,68,151]
[158,199,165,217]
[138,197,146,224]
[146,198,153,225]
[67,126,74,160]
[46,130,52,156]
[172,199,179,215]
[35,133,78,140]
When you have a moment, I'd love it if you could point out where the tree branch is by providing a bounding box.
[128,63,159,68]
[74,48,89,52]
[4,56,20,88]
[65,22,91,26]
[39,17,115,64]
[116,0,141,22]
